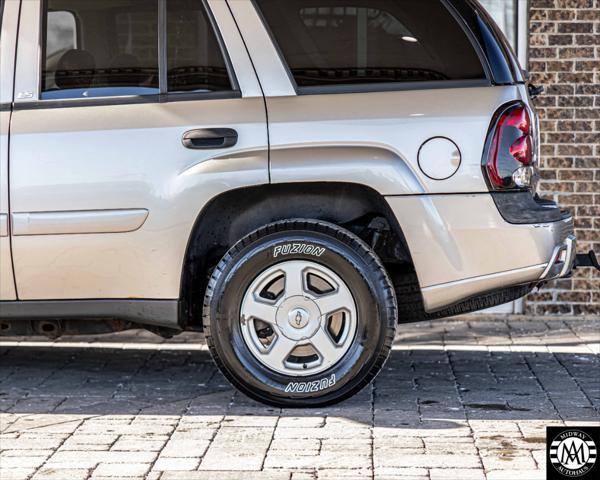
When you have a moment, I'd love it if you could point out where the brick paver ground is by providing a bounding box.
[0,316,598,480]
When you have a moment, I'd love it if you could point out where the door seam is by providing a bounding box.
[224,0,271,183]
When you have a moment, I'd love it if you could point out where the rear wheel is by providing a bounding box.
[203,219,397,407]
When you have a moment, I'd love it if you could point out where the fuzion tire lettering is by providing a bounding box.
[274,243,326,258]
[285,375,336,393]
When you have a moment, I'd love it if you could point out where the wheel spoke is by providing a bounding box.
[315,289,352,317]
[310,326,339,360]
[280,262,307,297]
[241,296,278,324]
[263,334,297,368]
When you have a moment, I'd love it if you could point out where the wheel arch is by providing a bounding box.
[179,182,414,329]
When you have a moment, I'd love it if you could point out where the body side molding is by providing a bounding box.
[12,209,149,236]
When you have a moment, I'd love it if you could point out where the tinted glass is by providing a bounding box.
[42,0,159,99]
[0,0,4,29]
[167,0,233,92]
[46,11,77,57]
[256,0,486,87]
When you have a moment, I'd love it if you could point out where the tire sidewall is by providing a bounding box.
[206,228,393,406]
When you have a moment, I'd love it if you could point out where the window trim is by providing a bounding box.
[252,0,494,96]
[199,0,240,93]
[36,0,241,107]
[298,78,491,96]
[158,0,168,95]
[12,90,243,111]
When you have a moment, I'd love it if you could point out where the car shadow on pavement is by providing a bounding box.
[1,328,598,427]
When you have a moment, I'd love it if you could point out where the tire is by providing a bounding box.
[203,219,397,407]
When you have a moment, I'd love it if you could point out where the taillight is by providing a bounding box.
[482,102,538,190]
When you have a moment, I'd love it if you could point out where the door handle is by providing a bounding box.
[182,128,238,150]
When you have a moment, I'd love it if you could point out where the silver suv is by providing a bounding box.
[0,0,591,407]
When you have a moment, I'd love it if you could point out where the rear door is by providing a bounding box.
[9,0,267,300]
[0,0,18,300]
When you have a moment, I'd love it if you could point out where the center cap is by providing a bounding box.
[288,308,310,329]
[276,296,322,341]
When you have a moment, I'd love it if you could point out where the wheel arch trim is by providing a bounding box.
[178,182,414,329]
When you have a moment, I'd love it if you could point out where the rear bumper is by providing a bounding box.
[386,194,575,312]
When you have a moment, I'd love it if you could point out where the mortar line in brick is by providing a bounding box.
[116,349,161,412]
[506,319,566,423]
[15,342,79,415]
[446,319,488,479]
[0,366,16,387]
[91,348,175,477]
[40,417,94,480]
[147,391,196,475]
[523,354,565,424]
[563,320,599,356]
[260,406,281,471]
[443,336,488,480]
[369,380,375,480]
[196,388,237,471]
[517,421,540,471]
[551,351,600,416]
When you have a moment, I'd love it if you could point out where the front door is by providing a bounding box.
[9,0,267,300]
[0,0,18,300]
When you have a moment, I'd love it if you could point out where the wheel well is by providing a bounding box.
[179,182,414,329]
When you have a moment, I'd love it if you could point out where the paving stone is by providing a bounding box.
[92,462,151,477]
[429,469,486,480]
[0,455,48,469]
[152,457,201,471]
[0,468,37,480]
[32,468,90,480]
[110,438,166,452]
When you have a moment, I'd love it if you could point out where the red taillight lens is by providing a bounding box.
[509,135,533,166]
[483,103,537,190]
[505,106,530,135]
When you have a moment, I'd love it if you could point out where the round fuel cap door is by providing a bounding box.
[418,137,462,180]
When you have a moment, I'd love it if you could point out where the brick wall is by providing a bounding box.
[525,0,599,316]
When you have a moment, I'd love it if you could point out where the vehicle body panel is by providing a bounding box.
[387,194,573,310]
[264,86,525,195]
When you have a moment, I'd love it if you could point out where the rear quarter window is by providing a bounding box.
[255,0,487,88]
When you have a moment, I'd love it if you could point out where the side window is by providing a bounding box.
[255,0,487,88]
[167,0,233,92]
[41,0,233,100]
[42,0,159,99]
